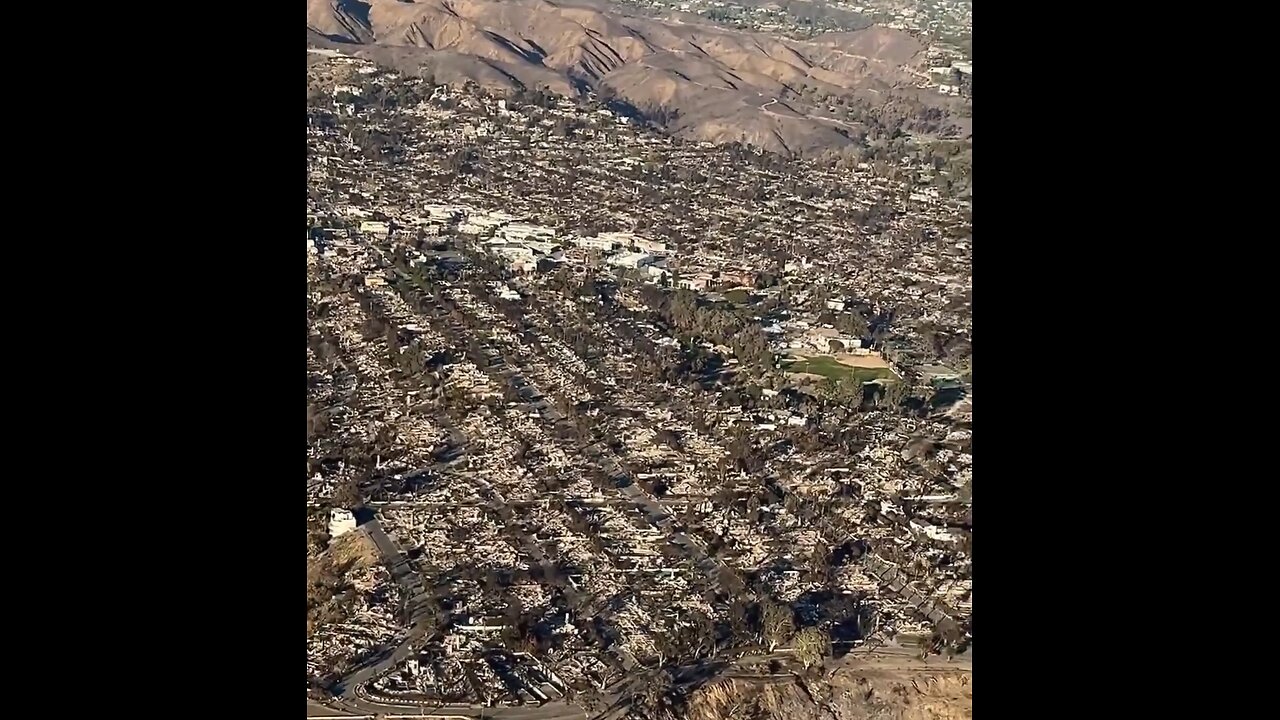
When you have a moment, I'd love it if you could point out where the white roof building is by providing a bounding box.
[635,237,669,255]
[500,222,556,243]
[465,210,516,229]
[607,252,654,269]
[329,509,358,538]
[491,244,535,261]
[359,220,389,236]
[574,234,621,251]
[423,204,465,221]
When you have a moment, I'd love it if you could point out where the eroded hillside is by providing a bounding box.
[306,0,967,155]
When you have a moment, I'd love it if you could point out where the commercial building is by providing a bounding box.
[359,220,390,237]
[606,251,655,269]
[499,222,557,244]
[573,235,620,251]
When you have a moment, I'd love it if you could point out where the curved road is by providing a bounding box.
[757,96,863,133]
[311,644,971,718]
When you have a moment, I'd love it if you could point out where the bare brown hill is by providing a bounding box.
[307,0,376,44]
[688,671,972,720]
[811,26,925,67]
[306,0,953,155]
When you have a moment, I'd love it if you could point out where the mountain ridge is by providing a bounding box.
[307,0,962,155]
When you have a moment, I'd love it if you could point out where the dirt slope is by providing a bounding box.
[688,668,972,720]
[307,0,375,44]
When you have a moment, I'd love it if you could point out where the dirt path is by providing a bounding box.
[833,352,892,368]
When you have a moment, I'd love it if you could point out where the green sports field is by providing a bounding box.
[782,355,898,384]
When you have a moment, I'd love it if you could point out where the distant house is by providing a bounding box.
[509,258,538,274]
[422,204,463,222]
[920,364,962,385]
[328,509,357,538]
[805,327,842,353]
[910,520,960,545]
[720,269,757,287]
[644,265,669,281]
[596,230,639,245]
[460,211,515,236]
[359,220,390,237]
[635,237,669,255]
[882,343,911,364]
[454,615,509,632]
[607,251,655,269]
[574,234,621,251]
[677,274,711,291]
[499,222,556,244]
[490,243,535,261]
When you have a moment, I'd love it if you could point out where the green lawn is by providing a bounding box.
[723,288,754,305]
[783,355,897,384]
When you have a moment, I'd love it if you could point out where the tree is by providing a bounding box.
[307,405,332,442]
[728,598,755,644]
[808,542,832,583]
[674,610,716,661]
[915,632,937,660]
[793,626,830,669]
[552,116,577,138]
[331,479,362,509]
[655,428,683,451]
[446,146,480,175]
[761,602,794,652]
[836,311,870,339]
[632,670,674,719]
[881,380,907,409]
[732,325,772,369]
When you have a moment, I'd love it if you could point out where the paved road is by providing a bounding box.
[314,644,970,718]
[754,95,862,134]
[333,519,437,700]
[309,698,353,716]
[358,519,402,564]
[310,707,581,720]
[326,484,616,718]
[323,695,592,719]
[307,48,348,59]
[368,497,669,510]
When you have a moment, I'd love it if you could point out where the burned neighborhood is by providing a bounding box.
[307,18,972,719]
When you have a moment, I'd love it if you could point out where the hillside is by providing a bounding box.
[687,668,972,720]
[306,0,963,155]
